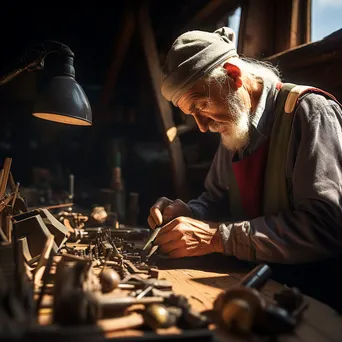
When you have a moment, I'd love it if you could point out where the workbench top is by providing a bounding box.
[37,253,342,341]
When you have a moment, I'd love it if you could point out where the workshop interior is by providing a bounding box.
[0,1,341,341]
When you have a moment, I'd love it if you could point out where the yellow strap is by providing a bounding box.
[284,85,312,113]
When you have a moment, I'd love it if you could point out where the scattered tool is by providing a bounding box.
[213,263,308,335]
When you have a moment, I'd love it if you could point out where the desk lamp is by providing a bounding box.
[0,40,92,126]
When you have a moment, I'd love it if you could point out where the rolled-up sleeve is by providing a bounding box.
[220,94,342,263]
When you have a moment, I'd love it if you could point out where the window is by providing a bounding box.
[227,6,242,46]
[311,0,342,42]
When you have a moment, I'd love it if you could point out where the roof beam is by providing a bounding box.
[139,1,188,199]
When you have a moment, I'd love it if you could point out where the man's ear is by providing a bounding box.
[223,62,243,89]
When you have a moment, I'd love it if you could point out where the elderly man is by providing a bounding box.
[147,27,342,310]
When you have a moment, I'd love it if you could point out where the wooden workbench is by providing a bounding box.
[36,253,342,342]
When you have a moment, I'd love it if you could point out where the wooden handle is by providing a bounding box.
[98,313,144,332]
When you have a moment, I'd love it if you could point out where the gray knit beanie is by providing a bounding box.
[161,27,238,106]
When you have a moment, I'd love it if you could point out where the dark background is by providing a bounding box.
[0,3,223,225]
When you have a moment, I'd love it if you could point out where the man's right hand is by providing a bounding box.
[147,197,193,229]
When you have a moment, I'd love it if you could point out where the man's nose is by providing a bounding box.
[194,114,210,133]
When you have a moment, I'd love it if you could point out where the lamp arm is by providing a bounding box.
[0,40,73,86]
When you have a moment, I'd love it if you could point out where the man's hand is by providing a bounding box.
[154,216,224,258]
[147,197,193,229]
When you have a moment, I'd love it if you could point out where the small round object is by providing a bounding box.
[143,304,171,329]
[91,206,108,223]
[214,287,264,333]
[99,268,121,293]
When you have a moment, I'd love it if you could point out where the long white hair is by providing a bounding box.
[204,56,281,87]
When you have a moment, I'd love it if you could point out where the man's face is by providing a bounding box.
[177,78,251,151]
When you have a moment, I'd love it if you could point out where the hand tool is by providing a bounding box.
[213,264,272,333]
[142,226,162,253]
[141,226,163,260]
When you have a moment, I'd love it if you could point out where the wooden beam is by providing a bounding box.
[305,0,312,43]
[290,0,301,48]
[138,2,188,200]
[98,6,136,122]
[273,0,293,53]
[266,29,342,98]
[289,0,312,48]
[239,0,312,58]
[238,0,275,58]
[265,29,342,69]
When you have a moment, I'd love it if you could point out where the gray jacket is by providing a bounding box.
[188,79,342,264]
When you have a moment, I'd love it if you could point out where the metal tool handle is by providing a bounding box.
[98,296,164,309]
[239,264,272,290]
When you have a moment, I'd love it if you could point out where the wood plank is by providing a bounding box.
[239,0,311,58]
[265,29,342,67]
[159,269,231,311]
[138,1,188,200]
[238,0,275,57]
[290,0,300,48]
[265,29,342,99]
[0,158,12,198]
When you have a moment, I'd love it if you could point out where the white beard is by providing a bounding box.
[209,91,251,151]
[220,111,250,151]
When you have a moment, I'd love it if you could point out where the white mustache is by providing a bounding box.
[209,123,227,133]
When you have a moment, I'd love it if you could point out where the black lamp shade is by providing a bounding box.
[33,75,92,126]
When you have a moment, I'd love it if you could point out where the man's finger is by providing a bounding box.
[150,197,173,225]
[157,219,179,238]
[168,248,187,259]
[147,215,156,230]
[155,229,181,247]
[159,239,184,254]
[163,199,191,220]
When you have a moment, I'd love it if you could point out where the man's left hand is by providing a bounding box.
[154,216,224,258]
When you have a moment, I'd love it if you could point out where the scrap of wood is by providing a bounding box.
[28,202,74,211]
[0,158,12,198]
[0,226,8,242]
[4,214,12,243]
[11,182,20,209]
[0,195,14,213]
[99,312,144,333]
[9,171,16,190]
[34,235,55,287]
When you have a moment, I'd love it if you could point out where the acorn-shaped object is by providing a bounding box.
[143,304,180,329]
[99,268,121,293]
